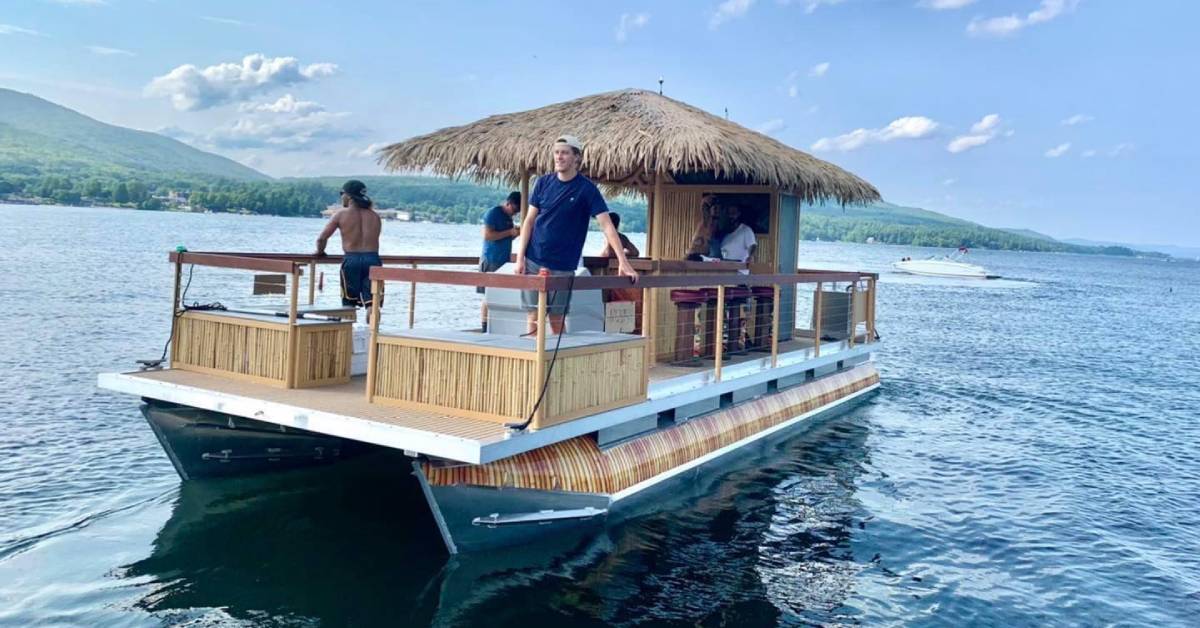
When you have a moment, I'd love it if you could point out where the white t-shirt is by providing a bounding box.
[720,223,757,262]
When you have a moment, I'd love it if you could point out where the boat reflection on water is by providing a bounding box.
[121,406,872,626]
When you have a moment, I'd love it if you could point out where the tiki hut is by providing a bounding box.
[379,88,882,352]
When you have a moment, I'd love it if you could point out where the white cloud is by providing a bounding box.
[946,113,1004,153]
[917,0,976,9]
[145,53,337,111]
[1044,142,1070,158]
[238,94,324,115]
[349,142,388,159]
[811,116,939,152]
[167,96,355,152]
[967,0,1077,37]
[1108,142,1133,157]
[1081,149,1097,158]
[710,0,754,29]
[970,113,1000,134]
[45,0,107,5]
[0,24,42,36]
[946,134,991,153]
[201,16,249,27]
[757,119,786,135]
[87,45,133,56]
[809,62,830,78]
[943,178,957,186]
[616,12,650,42]
[1061,113,1093,126]
[787,84,799,98]
[781,0,846,14]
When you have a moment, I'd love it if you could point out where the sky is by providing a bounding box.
[1,0,1198,247]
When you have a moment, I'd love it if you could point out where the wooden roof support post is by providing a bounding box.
[714,285,725,382]
[286,265,300,388]
[533,289,548,428]
[813,282,823,357]
[651,170,663,261]
[365,279,383,402]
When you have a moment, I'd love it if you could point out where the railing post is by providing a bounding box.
[641,285,653,389]
[848,281,856,348]
[813,281,823,357]
[534,288,548,428]
[408,262,417,329]
[714,285,725,382]
[308,260,316,305]
[770,284,781,368]
[170,257,182,367]
[867,276,876,342]
[365,279,383,402]
[285,265,300,388]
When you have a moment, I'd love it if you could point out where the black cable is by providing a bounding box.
[154,264,195,364]
[507,272,576,432]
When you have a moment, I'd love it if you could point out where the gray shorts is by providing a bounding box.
[476,257,506,294]
[520,258,573,315]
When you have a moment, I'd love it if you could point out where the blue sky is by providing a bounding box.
[2,0,1198,247]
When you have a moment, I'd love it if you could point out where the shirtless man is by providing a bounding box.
[315,180,382,310]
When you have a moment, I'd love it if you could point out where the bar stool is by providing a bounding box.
[699,287,752,357]
[748,286,775,350]
[669,289,708,363]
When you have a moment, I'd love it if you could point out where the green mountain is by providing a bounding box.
[0,88,266,181]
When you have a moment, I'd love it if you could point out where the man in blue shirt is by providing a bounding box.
[478,191,521,331]
[514,134,638,334]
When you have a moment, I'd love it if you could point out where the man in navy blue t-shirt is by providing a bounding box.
[514,134,638,334]
[477,190,521,330]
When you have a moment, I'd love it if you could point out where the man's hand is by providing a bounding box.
[618,259,639,283]
[510,226,520,238]
[315,249,328,258]
[514,257,526,275]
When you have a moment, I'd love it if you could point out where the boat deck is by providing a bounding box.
[99,337,873,465]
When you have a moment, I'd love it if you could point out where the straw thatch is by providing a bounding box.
[377,89,880,205]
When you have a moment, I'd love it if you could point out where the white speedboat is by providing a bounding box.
[892,248,992,279]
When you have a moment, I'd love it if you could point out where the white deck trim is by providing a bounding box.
[97,372,489,463]
[610,383,880,503]
[98,341,877,465]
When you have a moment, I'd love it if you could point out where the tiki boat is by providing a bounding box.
[98,89,883,554]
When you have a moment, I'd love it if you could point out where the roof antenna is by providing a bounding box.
[657,77,664,95]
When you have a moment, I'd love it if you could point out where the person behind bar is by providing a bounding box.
[316,180,382,313]
[598,212,640,259]
[514,134,638,335]
[477,190,521,331]
[686,194,722,261]
[719,204,757,263]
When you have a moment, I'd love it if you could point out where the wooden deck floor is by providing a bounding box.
[129,369,509,442]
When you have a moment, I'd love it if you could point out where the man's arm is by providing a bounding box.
[595,212,638,281]
[483,224,519,241]
[513,205,538,274]
[315,212,340,256]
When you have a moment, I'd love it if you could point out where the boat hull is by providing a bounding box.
[416,363,879,553]
[891,260,988,278]
[141,400,373,480]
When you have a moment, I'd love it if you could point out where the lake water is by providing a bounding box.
[1,205,1198,626]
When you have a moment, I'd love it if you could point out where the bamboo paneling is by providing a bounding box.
[371,336,647,427]
[294,325,353,388]
[173,312,290,385]
[423,364,879,493]
[172,311,351,388]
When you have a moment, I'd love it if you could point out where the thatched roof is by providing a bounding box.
[378,89,880,205]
